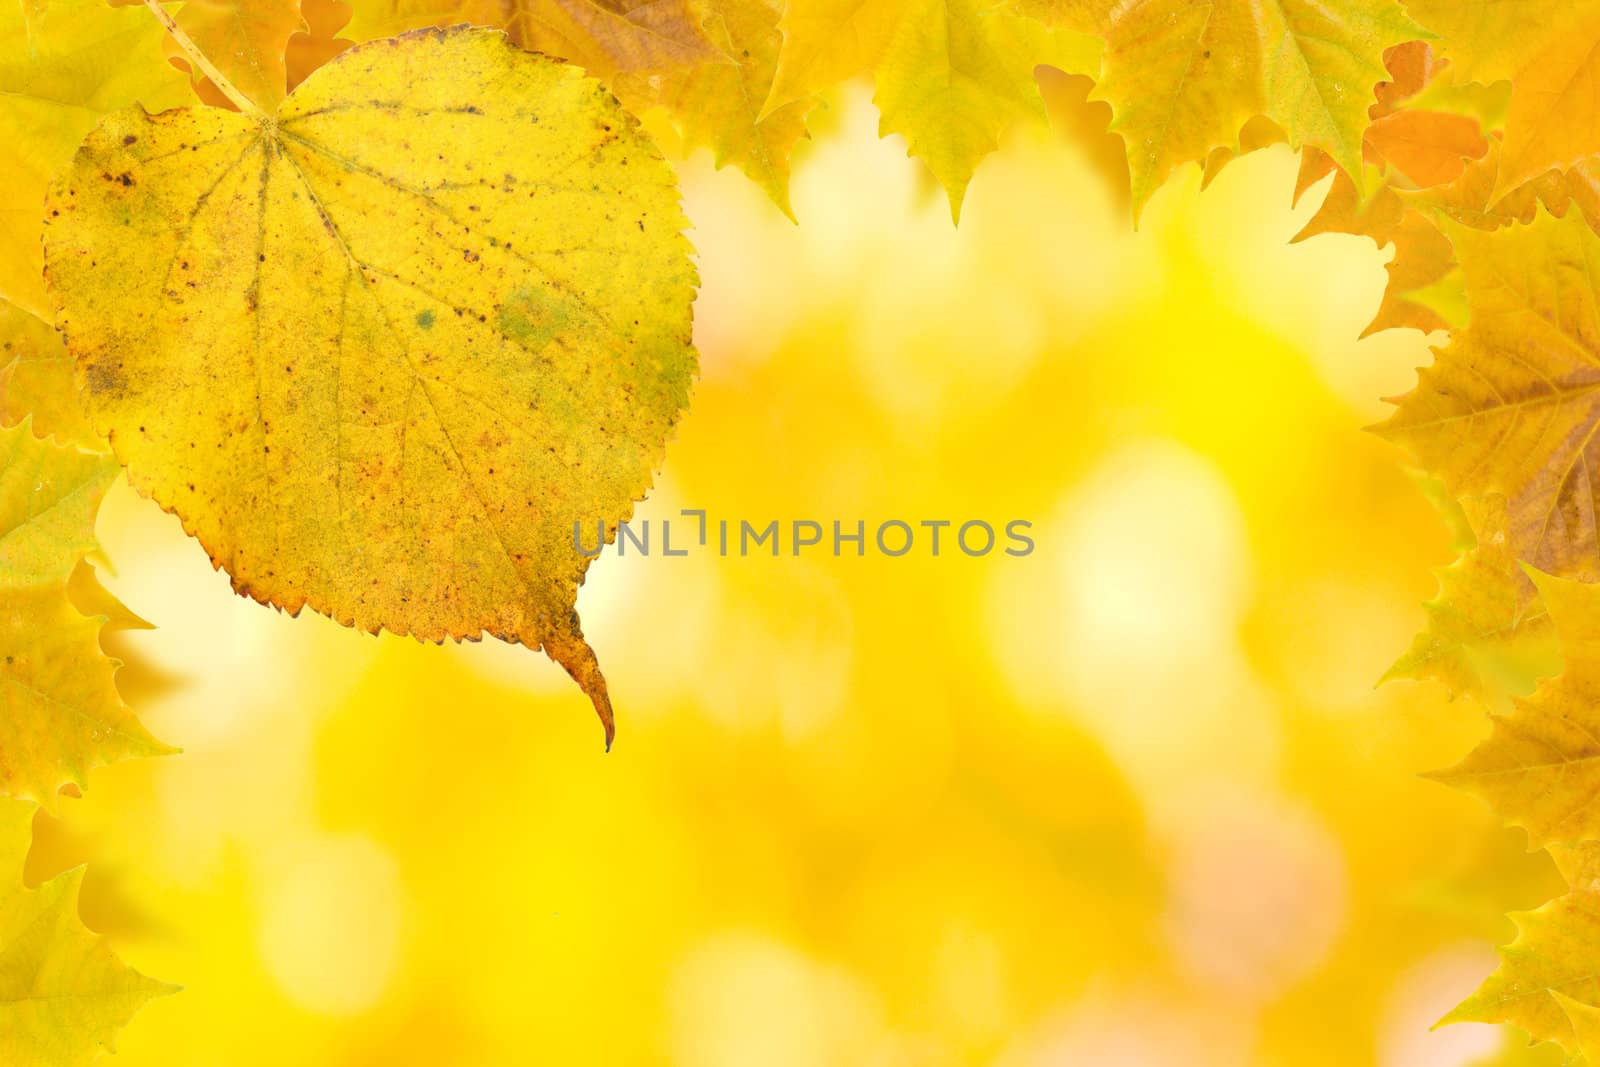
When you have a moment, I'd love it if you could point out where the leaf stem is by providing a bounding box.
[139,0,267,119]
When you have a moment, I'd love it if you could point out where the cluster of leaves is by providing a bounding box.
[1028,3,1600,1059]
[11,0,1600,1057]
[0,372,176,1055]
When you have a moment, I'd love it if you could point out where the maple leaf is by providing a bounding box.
[1276,42,1489,335]
[343,0,721,78]
[1291,151,1455,335]
[1364,109,1486,189]
[1370,39,1443,117]
[1549,841,1600,890]
[169,0,307,111]
[1,424,115,589]
[43,25,698,746]
[1070,0,1428,217]
[0,422,173,807]
[1441,882,1600,1053]
[1431,571,1600,848]
[1556,993,1600,1063]
[1405,0,1600,200]
[760,0,903,119]
[872,0,1098,221]
[1405,141,1600,247]
[508,0,726,77]
[0,0,190,320]
[1378,208,1600,580]
[613,0,812,218]
[1383,496,1559,712]
[0,299,102,452]
[0,798,175,1066]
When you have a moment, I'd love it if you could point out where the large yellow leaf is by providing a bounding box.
[1405,0,1600,200]
[346,0,788,210]
[1081,0,1425,216]
[872,0,1098,221]
[1379,209,1600,581]
[0,423,172,807]
[1442,884,1600,1052]
[0,798,174,1066]
[1432,572,1600,848]
[44,27,697,745]
[0,0,190,319]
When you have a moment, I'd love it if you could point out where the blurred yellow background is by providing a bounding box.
[28,90,1573,1066]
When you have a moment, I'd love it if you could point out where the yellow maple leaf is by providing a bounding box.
[1383,496,1559,712]
[760,0,904,119]
[0,422,173,807]
[44,25,698,746]
[1405,0,1600,200]
[1550,841,1600,890]
[0,299,102,451]
[872,0,1098,221]
[1077,0,1426,217]
[508,0,725,76]
[1402,140,1547,233]
[1555,993,1600,1063]
[1431,571,1600,848]
[1276,42,1487,334]
[0,798,175,1066]
[0,0,190,320]
[1378,208,1600,580]
[0,423,116,589]
[613,0,812,218]
[1441,882,1600,1053]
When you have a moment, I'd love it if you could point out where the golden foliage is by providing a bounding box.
[17,0,1600,1058]
[0,423,172,808]
[1382,496,1558,712]
[1380,210,1600,581]
[0,798,174,1066]
[1432,572,1600,848]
